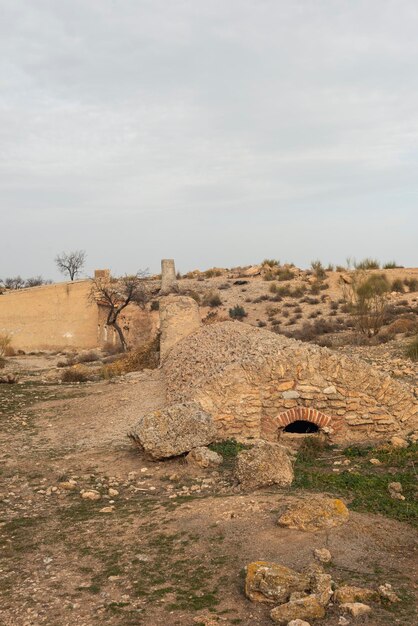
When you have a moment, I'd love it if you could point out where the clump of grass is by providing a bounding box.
[311,260,327,281]
[293,442,418,525]
[354,258,380,270]
[0,333,12,358]
[405,335,418,361]
[391,279,405,293]
[209,439,248,459]
[229,305,247,320]
[404,278,418,292]
[383,261,398,269]
[61,365,90,383]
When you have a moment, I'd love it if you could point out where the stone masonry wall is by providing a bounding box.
[164,322,418,443]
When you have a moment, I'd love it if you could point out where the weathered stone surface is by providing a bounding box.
[270,595,326,624]
[245,561,310,604]
[313,548,331,564]
[308,565,333,606]
[160,259,177,295]
[334,585,377,604]
[390,435,409,448]
[234,441,294,489]
[278,496,349,532]
[186,446,223,468]
[128,402,216,459]
[163,322,417,444]
[159,295,201,360]
[287,621,311,626]
[340,602,372,617]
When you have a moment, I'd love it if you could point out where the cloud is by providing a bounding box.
[1,0,417,278]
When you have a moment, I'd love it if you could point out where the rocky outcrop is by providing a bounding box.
[278,496,349,532]
[234,441,294,489]
[128,402,216,459]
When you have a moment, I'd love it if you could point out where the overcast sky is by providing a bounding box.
[1,0,417,279]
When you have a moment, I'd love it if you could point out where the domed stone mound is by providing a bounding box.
[163,322,417,443]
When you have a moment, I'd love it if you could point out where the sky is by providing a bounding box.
[1,0,418,280]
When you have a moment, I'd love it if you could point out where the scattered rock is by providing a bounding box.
[128,402,217,459]
[278,496,349,532]
[334,585,377,604]
[270,595,326,625]
[388,482,405,500]
[81,490,101,501]
[307,564,333,606]
[369,458,382,465]
[186,446,223,468]
[340,602,372,617]
[287,621,311,626]
[245,561,309,604]
[390,436,408,449]
[99,506,115,513]
[235,440,294,489]
[58,480,77,491]
[108,488,119,497]
[313,548,331,564]
[378,583,401,603]
[0,373,18,384]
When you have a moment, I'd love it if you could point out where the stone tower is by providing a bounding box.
[160,259,177,295]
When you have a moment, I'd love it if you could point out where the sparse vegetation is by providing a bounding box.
[202,291,222,307]
[405,335,418,361]
[342,272,391,337]
[354,258,380,270]
[229,305,247,320]
[311,260,326,281]
[55,250,86,281]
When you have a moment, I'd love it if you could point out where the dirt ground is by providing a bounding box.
[0,354,417,626]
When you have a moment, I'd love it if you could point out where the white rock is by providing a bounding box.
[323,386,337,395]
[390,436,408,449]
[288,620,312,626]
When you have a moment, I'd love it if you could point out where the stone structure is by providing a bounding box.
[160,259,177,295]
[0,275,156,351]
[159,295,201,360]
[163,322,418,443]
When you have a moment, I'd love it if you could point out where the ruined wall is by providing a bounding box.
[164,323,418,443]
[0,281,98,350]
[97,303,157,349]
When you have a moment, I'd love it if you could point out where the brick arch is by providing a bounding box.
[261,407,342,440]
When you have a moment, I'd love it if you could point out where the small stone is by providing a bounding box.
[235,440,294,490]
[81,490,101,501]
[270,595,325,625]
[288,621,311,626]
[369,458,382,465]
[388,481,402,493]
[186,446,223,468]
[59,481,77,491]
[338,618,350,626]
[282,390,300,400]
[390,436,408,449]
[108,488,119,497]
[334,585,377,604]
[378,583,400,603]
[128,472,137,481]
[340,602,372,617]
[99,506,115,513]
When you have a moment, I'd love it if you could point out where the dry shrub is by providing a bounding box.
[0,334,12,358]
[203,311,228,325]
[4,345,15,357]
[101,335,160,378]
[0,357,5,369]
[405,336,418,361]
[386,318,417,335]
[76,350,100,363]
[202,290,222,307]
[103,341,124,356]
[61,365,90,383]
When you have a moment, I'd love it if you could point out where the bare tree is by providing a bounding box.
[91,271,149,351]
[2,276,26,290]
[55,250,86,281]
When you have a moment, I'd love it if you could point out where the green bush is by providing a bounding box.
[354,258,380,270]
[229,305,247,320]
[383,261,398,269]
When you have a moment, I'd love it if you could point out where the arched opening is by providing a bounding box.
[284,420,319,434]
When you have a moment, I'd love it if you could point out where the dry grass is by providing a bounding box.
[101,335,160,378]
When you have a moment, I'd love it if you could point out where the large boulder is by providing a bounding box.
[128,402,217,459]
[245,561,310,604]
[278,496,349,532]
[234,440,294,489]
